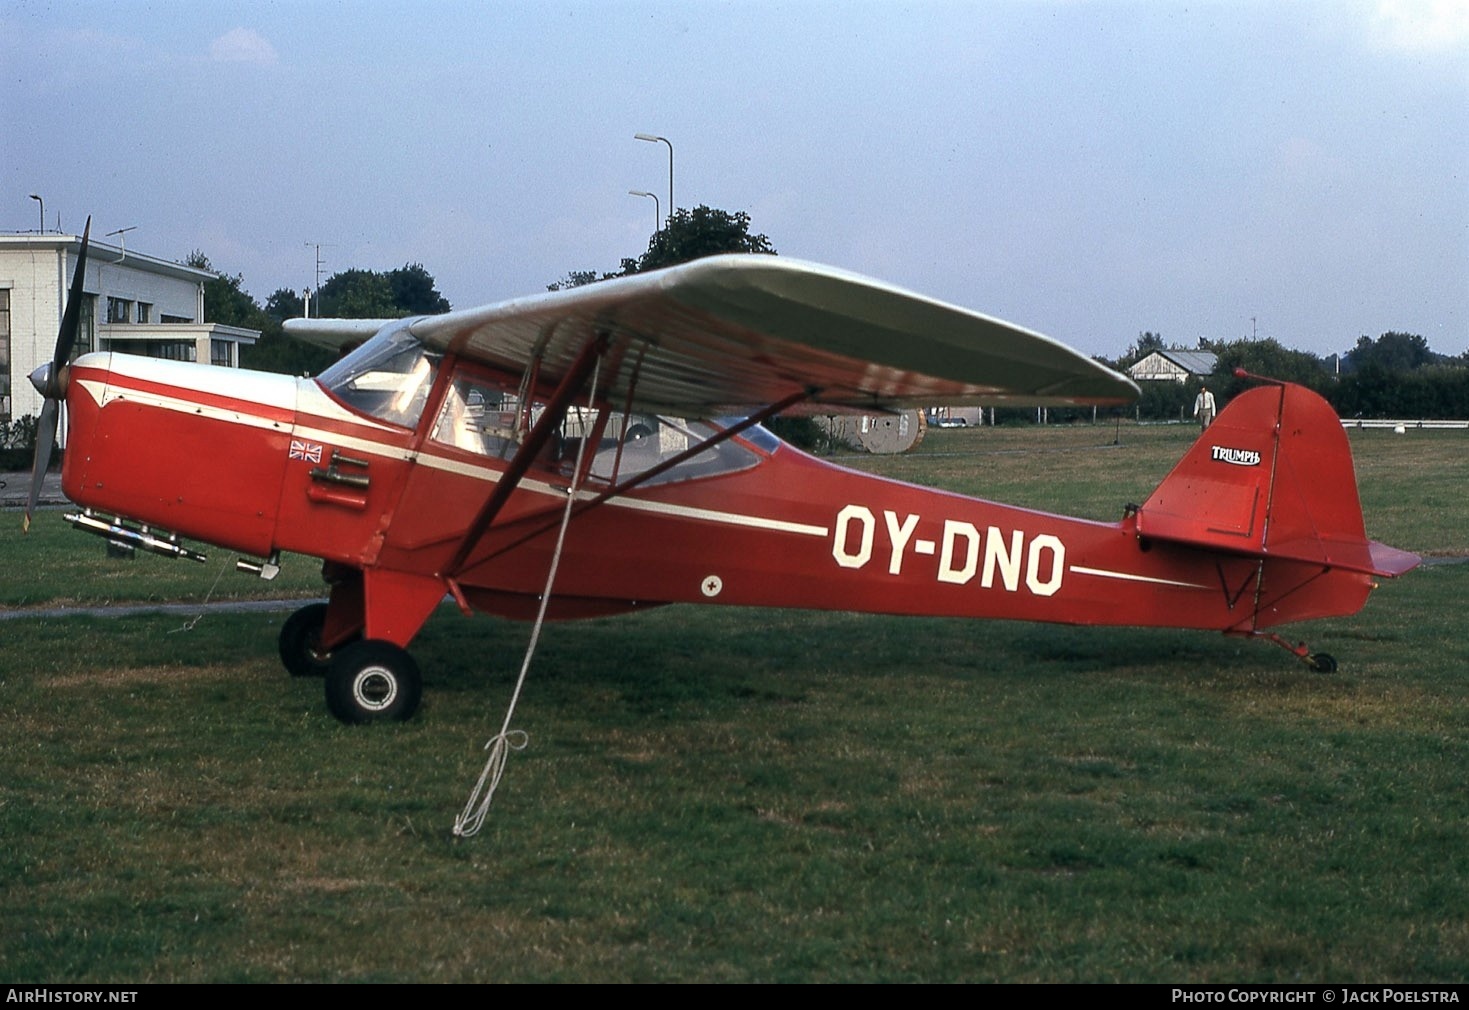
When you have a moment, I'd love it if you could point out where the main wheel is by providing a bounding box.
[1307,652,1338,674]
[279,603,332,678]
[324,640,423,724]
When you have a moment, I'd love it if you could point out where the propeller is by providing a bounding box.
[24,216,90,532]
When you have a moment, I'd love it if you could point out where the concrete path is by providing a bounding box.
[0,597,325,622]
[0,469,66,510]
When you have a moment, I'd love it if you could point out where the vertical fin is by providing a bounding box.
[1137,382,1414,577]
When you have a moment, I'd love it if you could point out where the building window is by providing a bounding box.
[78,295,96,356]
[100,338,196,362]
[137,302,152,323]
[210,339,234,367]
[107,297,133,324]
[160,314,191,324]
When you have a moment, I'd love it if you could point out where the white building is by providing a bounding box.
[1126,349,1217,384]
[0,231,259,421]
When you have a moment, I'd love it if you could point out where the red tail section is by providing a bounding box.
[1138,382,1418,578]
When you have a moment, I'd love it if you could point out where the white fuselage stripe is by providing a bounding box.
[1068,565,1208,590]
[86,382,291,433]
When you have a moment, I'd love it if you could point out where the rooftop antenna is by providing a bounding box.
[305,243,333,302]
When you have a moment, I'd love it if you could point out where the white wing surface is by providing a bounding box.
[298,255,1138,412]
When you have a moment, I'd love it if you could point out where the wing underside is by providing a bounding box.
[291,255,1137,414]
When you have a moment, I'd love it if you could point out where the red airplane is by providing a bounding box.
[27,222,1419,724]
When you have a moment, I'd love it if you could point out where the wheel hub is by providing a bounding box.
[352,666,399,711]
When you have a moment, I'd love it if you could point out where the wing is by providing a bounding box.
[283,318,391,352]
[294,255,1138,412]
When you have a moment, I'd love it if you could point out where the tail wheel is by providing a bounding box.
[1307,653,1338,674]
[324,640,423,724]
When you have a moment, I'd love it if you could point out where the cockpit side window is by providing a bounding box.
[430,372,523,459]
[318,325,440,429]
[582,414,761,487]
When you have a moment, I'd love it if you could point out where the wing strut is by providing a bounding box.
[441,333,608,583]
[455,388,814,574]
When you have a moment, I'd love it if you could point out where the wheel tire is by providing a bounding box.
[279,603,332,678]
[324,640,423,724]
[1308,652,1338,674]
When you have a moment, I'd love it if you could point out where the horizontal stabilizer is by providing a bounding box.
[1366,541,1423,577]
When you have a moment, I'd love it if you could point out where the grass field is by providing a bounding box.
[1,422,1465,982]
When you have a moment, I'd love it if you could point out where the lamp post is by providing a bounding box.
[106,226,137,264]
[628,189,660,232]
[28,193,43,234]
[634,133,674,218]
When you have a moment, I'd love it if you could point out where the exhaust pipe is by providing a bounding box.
[64,509,207,563]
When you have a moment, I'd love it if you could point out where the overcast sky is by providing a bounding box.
[5,0,1466,359]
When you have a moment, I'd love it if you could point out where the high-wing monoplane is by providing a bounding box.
[27,222,1419,723]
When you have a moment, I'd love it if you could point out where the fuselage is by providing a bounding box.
[60,348,1376,640]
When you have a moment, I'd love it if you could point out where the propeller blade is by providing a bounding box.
[23,216,90,531]
[23,399,58,532]
[51,216,91,384]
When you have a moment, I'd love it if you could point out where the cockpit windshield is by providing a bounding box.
[317,324,440,429]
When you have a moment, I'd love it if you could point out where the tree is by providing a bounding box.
[316,268,397,319]
[547,205,777,290]
[186,250,270,331]
[265,288,304,320]
[1345,331,1434,374]
[1120,331,1167,367]
[1208,338,1330,401]
[388,263,450,315]
[630,205,776,274]
[547,269,611,292]
[316,264,452,319]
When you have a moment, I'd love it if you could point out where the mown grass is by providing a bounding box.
[0,423,1464,982]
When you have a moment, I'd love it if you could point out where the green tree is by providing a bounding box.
[264,288,304,320]
[1118,331,1167,368]
[548,204,776,289]
[547,269,612,292]
[186,251,270,331]
[316,264,452,318]
[316,268,397,319]
[1209,338,1330,401]
[630,205,776,273]
[388,263,451,315]
[1345,331,1435,373]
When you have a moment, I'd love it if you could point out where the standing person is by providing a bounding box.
[1193,384,1217,431]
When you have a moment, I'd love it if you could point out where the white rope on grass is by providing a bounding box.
[168,557,233,633]
[453,353,603,838]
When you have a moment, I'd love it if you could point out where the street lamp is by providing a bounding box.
[28,193,43,234]
[634,133,673,218]
[106,226,138,264]
[628,189,660,232]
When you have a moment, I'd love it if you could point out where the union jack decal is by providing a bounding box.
[289,439,324,464]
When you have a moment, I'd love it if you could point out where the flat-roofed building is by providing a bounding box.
[0,230,259,421]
